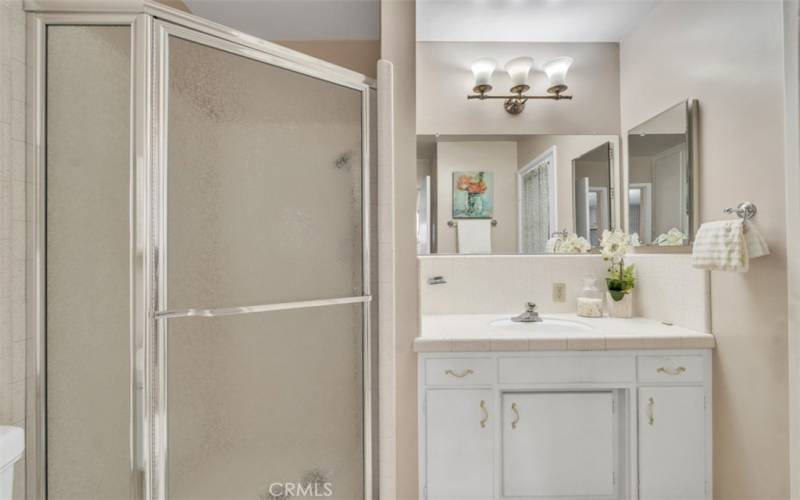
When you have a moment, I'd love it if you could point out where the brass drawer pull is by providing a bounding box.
[480,400,488,428]
[657,366,686,376]
[647,397,655,426]
[445,368,474,378]
[511,402,520,429]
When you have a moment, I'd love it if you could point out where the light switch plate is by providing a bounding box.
[552,282,566,303]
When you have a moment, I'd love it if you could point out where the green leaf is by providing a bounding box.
[609,290,627,302]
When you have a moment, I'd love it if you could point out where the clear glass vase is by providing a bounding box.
[577,276,603,318]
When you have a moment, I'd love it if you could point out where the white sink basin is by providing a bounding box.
[489,317,594,334]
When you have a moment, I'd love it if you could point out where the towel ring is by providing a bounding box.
[723,202,757,221]
[447,219,498,228]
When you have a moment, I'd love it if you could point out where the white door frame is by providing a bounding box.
[629,182,653,243]
[589,185,609,238]
[417,176,431,254]
[517,146,557,253]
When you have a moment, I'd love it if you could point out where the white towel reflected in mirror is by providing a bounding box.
[457,219,492,254]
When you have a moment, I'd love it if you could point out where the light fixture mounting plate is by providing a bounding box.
[504,98,526,115]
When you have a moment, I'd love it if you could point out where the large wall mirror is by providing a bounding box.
[416,135,620,255]
[625,100,698,247]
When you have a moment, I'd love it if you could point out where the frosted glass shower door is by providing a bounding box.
[154,26,371,499]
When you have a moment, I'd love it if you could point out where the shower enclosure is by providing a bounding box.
[28,2,377,499]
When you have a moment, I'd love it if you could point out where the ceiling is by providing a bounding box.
[184,0,380,41]
[417,0,660,42]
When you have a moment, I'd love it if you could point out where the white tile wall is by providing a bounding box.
[418,253,710,333]
[0,1,27,499]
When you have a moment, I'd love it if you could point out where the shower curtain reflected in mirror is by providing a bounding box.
[519,161,551,254]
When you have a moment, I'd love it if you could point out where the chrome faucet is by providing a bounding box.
[511,302,543,323]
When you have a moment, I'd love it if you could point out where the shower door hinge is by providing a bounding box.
[612,398,616,414]
[423,485,428,499]
[610,187,616,200]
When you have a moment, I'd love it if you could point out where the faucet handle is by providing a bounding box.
[526,302,537,313]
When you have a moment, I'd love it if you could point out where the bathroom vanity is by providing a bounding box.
[415,314,714,500]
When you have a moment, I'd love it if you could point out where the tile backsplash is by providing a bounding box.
[418,254,710,333]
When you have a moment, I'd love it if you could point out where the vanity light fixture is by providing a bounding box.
[468,56,574,115]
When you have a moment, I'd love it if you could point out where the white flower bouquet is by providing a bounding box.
[600,229,636,303]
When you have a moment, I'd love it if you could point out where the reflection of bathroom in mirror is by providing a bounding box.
[416,135,619,255]
[625,100,698,247]
[573,142,613,248]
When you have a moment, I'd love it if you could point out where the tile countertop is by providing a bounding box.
[414,313,716,352]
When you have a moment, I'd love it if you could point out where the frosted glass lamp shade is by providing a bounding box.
[471,58,496,93]
[543,57,573,94]
[505,57,534,93]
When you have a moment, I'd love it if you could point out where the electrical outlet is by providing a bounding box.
[552,282,566,303]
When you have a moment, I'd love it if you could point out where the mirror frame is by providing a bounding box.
[623,99,699,251]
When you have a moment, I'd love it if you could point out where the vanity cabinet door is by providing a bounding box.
[638,386,707,499]
[424,389,494,500]
[502,392,616,498]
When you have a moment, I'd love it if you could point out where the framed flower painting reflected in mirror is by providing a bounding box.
[453,171,494,218]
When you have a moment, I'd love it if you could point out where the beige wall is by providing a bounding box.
[416,41,620,135]
[620,1,790,497]
[517,135,621,234]
[155,0,190,12]
[436,141,518,253]
[381,0,419,498]
[274,40,380,78]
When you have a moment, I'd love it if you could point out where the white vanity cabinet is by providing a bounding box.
[418,351,712,500]
[424,389,495,499]
[502,391,617,498]
[638,386,707,499]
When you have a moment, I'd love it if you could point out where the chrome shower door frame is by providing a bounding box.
[150,18,374,500]
[28,3,375,499]
[28,11,152,499]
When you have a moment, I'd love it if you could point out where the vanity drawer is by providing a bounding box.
[425,358,495,386]
[499,356,635,384]
[637,355,704,383]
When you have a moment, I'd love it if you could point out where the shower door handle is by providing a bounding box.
[154,295,371,320]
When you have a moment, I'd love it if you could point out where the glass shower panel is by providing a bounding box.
[166,37,364,310]
[165,304,364,499]
[46,26,132,498]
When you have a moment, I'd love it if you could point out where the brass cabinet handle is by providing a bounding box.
[511,402,520,429]
[647,397,655,426]
[480,400,488,428]
[445,368,474,378]
[657,366,686,376]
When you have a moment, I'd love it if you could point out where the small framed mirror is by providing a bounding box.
[625,99,698,247]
